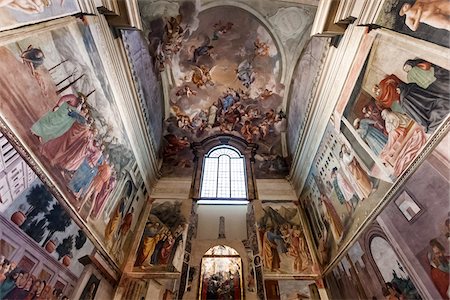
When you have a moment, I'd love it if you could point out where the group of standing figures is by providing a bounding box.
[31,92,117,220]
[352,58,449,177]
[373,58,449,134]
[259,222,312,273]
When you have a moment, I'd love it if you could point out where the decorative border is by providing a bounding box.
[0,119,121,276]
[286,37,331,163]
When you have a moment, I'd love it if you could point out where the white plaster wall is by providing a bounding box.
[196,205,248,240]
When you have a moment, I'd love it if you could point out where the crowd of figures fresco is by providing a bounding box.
[0,136,95,299]
[300,29,449,268]
[138,2,289,178]
[255,202,313,276]
[134,200,189,272]
[0,18,145,266]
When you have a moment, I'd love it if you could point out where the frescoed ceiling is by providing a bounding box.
[135,0,318,178]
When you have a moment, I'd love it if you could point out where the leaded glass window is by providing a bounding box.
[200,145,247,199]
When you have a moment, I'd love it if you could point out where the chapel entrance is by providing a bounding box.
[199,245,243,300]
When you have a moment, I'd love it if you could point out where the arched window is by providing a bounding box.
[191,134,257,203]
[200,145,247,200]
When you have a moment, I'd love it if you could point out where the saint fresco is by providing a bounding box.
[138,2,289,178]
[0,0,80,32]
[256,201,314,276]
[0,18,146,265]
[300,30,449,268]
[134,199,190,272]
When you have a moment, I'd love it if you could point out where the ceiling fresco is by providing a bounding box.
[139,2,291,178]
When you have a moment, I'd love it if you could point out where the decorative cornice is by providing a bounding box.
[96,0,143,30]
[310,0,347,37]
[77,0,98,14]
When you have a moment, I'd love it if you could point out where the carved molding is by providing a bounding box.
[98,0,120,15]
[77,0,98,14]
[314,0,383,31]
[97,0,143,30]
[310,0,347,37]
[357,0,384,26]
[289,23,367,196]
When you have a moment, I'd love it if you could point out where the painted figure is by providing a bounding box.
[362,104,387,135]
[79,161,114,211]
[262,227,281,272]
[191,38,214,63]
[237,60,255,88]
[330,167,357,214]
[320,194,344,244]
[0,0,46,14]
[380,109,426,176]
[41,118,97,172]
[20,45,44,75]
[373,73,449,133]
[104,199,125,247]
[136,221,164,267]
[403,58,450,94]
[90,173,117,219]
[68,143,104,198]
[31,93,85,143]
[288,226,311,272]
[399,1,450,32]
[340,144,373,200]
[428,239,449,299]
[114,207,134,254]
[353,118,388,156]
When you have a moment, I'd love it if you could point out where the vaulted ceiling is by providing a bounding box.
[132,0,321,178]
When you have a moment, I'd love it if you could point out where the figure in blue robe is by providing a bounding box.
[355,118,388,156]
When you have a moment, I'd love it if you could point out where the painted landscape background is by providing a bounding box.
[0,133,95,299]
[0,18,147,266]
[325,132,449,299]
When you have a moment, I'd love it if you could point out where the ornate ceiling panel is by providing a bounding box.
[136,0,318,178]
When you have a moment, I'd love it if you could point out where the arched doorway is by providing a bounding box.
[199,245,243,299]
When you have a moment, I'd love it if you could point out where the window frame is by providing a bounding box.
[191,134,257,203]
[199,145,248,200]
